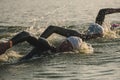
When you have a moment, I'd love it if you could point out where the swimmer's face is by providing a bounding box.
[58,40,73,52]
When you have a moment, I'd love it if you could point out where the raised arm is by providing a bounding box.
[95,8,120,25]
[40,25,84,39]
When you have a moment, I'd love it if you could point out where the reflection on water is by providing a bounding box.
[0,0,120,80]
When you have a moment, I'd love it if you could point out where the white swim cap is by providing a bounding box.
[87,23,104,35]
[67,36,82,50]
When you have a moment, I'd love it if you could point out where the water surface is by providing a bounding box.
[0,0,120,80]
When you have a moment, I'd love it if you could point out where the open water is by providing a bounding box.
[0,0,120,80]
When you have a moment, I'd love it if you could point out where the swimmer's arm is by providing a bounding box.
[19,50,35,61]
[19,48,40,61]
[40,25,103,40]
[95,8,120,25]
[40,25,84,39]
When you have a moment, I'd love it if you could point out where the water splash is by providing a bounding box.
[78,42,94,54]
[0,50,22,63]
[102,22,119,39]
[25,1,73,36]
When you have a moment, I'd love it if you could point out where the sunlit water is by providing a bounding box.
[0,0,120,80]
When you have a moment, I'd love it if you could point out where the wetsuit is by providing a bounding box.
[10,31,56,61]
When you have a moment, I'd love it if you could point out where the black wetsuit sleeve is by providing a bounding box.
[40,25,84,39]
[95,8,120,25]
[19,38,56,61]
[10,31,56,61]
[11,31,53,50]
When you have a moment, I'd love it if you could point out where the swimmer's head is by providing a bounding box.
[67,36,82,50]
[58,36,93,54]
[58,36,82,52]
[87,23,104,36]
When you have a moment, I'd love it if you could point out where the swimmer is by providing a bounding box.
[95,8,120,38]
[39,8,120,40]
[0,31,93,61]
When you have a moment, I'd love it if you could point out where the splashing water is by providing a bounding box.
[102,22,119,39]
[25,1,73,36]
[0,50,22,63]
[79,42,94,54]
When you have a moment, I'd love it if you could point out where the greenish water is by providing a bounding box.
[0,0,120,80]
